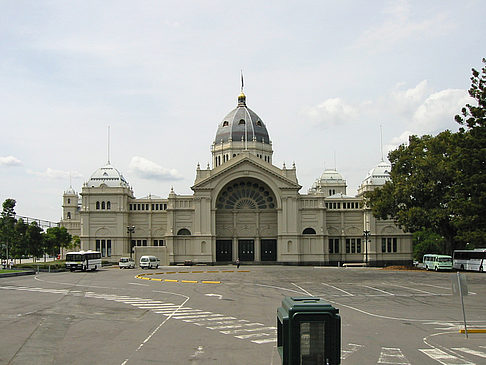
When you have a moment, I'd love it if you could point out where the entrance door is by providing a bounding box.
[216,240,232,262]
[238,240,254,261]
[261,239,277,261]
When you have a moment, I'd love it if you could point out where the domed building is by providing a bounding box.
[61,90,412,266]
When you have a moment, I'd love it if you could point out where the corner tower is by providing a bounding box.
[211,91,273,167]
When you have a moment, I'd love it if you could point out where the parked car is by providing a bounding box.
[139,255,160,269]
[119,257,135,269]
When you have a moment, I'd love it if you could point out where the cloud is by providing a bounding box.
[27,168,83,180]
[304,97,358,126]
[412,89,470,133]
[128,156,183,181]
[0,156,22,166]
[353,0,453,51]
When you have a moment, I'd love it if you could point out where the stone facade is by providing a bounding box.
[61,92,412,266]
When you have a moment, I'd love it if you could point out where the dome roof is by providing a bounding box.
[320,169,345,182]
[87,164,129,188]
[214,93,271,145]
[362,160,391,186]
[64,187,77,195]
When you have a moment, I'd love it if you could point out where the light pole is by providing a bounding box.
[127,226,135,259]
[363,230,370,266]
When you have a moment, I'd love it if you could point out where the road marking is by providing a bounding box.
[360,285,394,296]
[205,294,222,299]
[236,333,271,339]
[389,283,430,294]
[128,282,149,286]
[419,348,474,364]
[452,348,486,358]
[378,347,410,364]
[341,343,364,360]
[220,327,276,335]
[322,282,354,296]
[252,338,276,344]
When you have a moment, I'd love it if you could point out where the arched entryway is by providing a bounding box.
[215,178,278,262]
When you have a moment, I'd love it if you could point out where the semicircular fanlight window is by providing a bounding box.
[216,180,276,210]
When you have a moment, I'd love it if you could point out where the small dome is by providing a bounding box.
[87,164,129,188]
[214,93,271,145]
[320,169,345,182]
[362,160,391,186]
[64,187,77,195]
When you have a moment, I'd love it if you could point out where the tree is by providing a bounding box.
[0,199,17,260]
[366,59,486,253]
[13,218,29,262]
[412,230,445,262]
[26,222,44,262]
[44,226,72,257]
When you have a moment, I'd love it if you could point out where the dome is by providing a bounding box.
[320,169,345,182]
[363,160,391,186]
[87,164,129,188]
[214,93,271,145]
[64,187,77,195]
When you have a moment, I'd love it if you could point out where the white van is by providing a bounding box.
[139,255,160,269]
[119,257,135,269]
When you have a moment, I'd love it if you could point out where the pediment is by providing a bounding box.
[192,154,301,192]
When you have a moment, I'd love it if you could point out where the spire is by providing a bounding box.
[238,70,246,106]
[380,124,384,162]
[107,125,111,165]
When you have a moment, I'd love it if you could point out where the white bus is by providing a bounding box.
[453,249,486,272]
[423,254,453,271]
[65,251,102,272]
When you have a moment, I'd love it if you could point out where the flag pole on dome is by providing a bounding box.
[241,69,244,93]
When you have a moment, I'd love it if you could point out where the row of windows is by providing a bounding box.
[129,203,167,211]
[382,238,398,253]
[256,154,270,162]
[221,119,263,127]
[96,201,111,210]
[346,238,362,254]
[131,239,166,247]
[325,202,361,209]
[95,239,112,257]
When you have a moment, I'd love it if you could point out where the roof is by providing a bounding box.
[362,160,391,186]
[87,164,129,188]
[214,93,270,145]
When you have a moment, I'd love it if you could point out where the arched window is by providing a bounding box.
[223,121,229,126]
[238,119,245,125]
[216,179,276,210]
[101,201,106,209]
[67,212,71,219]
[67,198,71,204]
[303,228,316,235]
[177,228,191,235]
[96,201,100,210]
[256,120,262,126]
[107,201,111,210]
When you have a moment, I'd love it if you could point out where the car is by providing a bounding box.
[139,255,160,269]
[119,257,135,269]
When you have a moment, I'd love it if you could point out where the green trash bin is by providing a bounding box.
[277,296,340,364]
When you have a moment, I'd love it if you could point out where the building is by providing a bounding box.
[61,91,412,266]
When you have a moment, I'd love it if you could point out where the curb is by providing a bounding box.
[0,270,36,278]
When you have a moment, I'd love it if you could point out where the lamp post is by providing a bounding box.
[127,226,135,259]
[363,230,370,266]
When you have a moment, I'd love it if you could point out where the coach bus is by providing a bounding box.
[453,249,486,272]
[65,251,102,272]
[423,254,453,271]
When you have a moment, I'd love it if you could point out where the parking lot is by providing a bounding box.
[1,266,485,364]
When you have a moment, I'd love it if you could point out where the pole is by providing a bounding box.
[457,272,468,338]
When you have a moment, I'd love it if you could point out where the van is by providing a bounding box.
[423,254,452,271]
[119,257,135,269]
[139,255,160,269]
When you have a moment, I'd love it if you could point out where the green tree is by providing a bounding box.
[412,230,445,262]
[26,222,44,262]
[13,218,29,262]
[0,199,17,260]
[44,226,72,257]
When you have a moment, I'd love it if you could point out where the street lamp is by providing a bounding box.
[363,230,370,266]
[127,226,135,259]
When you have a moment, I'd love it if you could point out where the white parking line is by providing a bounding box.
[452,347,486,358]
[378,347,410,364]
[322,282,354,296]
[361,285,394,296]
[419,348,474,365]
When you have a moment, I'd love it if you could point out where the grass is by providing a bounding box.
[0,269,24,274]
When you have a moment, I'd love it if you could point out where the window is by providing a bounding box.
[96,201,100,210]
[239,119,245,125]
[142,240,147,246]
[107,240,111,257]
[153,239,165,246]
[382,237,398,253]
[223,121,229,126]
[303,228,316,235]
[67,198,71,204]
[256,120,262,126]
[101,201,105,209]
[129,204,132,210]
[345,238,362,254]
[329,238,339,253]
[177,228,191,235]
[67,212,71,219]
[107,201,111,210]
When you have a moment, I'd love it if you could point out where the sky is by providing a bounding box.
[0,0,484,222]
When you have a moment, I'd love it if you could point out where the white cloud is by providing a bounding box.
[305,98,358,126]
[128,156,183,181]
[412,89,470,133]
[0,156,22,166]
[27,168,83,180]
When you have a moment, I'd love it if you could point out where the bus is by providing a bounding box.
[453,249,486,272]
[65,251,102,272]
[423,254,453,271]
